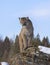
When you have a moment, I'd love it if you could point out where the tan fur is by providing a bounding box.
[19,17,34,53]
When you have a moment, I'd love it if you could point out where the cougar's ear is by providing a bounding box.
[26,17,29,20]
[19,17,20,20]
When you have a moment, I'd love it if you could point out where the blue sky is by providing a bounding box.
[0,0,50,40]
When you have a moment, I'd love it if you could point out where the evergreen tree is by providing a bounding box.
[3,36,11,59]
[13,35,20,54]
[42,37,49,47]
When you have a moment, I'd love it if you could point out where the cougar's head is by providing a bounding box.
[19,17,29,25]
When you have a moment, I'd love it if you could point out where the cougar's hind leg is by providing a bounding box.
[28,37,33,47]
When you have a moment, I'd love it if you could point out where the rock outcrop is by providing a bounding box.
[9,47,35,65]
[9,54,33,65]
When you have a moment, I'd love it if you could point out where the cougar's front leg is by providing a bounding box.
[19,33,24,53]
[22,33,28,50]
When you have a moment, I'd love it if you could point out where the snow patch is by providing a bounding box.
[1,62,9,65]
[38,46,50,54]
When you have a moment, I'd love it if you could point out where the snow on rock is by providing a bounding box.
[1,62,9,65]
[38,46,50,54]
